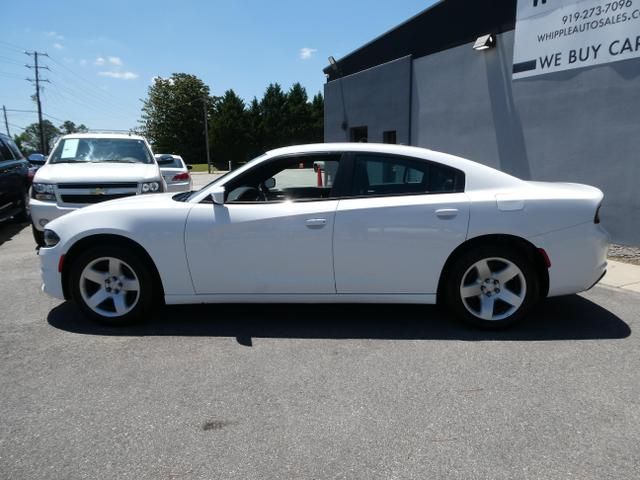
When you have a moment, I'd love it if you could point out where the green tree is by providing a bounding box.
[209,90,248,168]
[139,73,213,164]
[59,120,88,134]
[284,83,312,145]
[260,83,288,151]
[14,120,60,155]
[245,97,264,160]
[310,92,324,143]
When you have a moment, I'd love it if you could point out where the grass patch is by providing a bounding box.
[189,163,218,173]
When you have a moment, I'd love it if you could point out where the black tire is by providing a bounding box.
[443,246,539,329]
[32,224,45,247]
[68,245,155,325]
[11,189,30,223]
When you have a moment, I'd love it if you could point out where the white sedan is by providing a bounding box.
[155,154,193,192]
[38,143,609,328]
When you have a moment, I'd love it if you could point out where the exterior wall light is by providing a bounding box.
[473,34,496,51]
[328,56,339,73]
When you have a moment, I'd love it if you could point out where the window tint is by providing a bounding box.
[5,138,24,159]
[0,140,13,161]
[225,154,341,203]
[352,154,464,197]
[382,130,397,144]
[158,156,184,168]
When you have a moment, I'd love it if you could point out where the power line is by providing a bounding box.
[48,55,134,111]
[0,71,25,79]
[8,122,26,131]
[0,40,26,54]
[0,55,25,67]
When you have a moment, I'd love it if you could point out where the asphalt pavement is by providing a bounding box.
[1,219,639,480]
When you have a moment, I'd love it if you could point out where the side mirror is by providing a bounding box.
[28,153,46,165]
[264,177,276,189]
[211,186,225,205]
[187,165,193,170]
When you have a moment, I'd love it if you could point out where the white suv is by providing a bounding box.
[30,133,165,246]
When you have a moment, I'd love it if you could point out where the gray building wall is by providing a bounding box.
[325,31,640,244]
[324,56,412,144]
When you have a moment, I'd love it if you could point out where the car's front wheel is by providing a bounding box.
[444,246,539,329]
[69,246,154,325]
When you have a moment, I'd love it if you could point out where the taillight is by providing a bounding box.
[538,248,552,269]
[594,204,601,224]
[172,172,190,181]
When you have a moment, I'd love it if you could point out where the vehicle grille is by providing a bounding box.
[56,182,139,205]
[58,182,138,189]
[60,194,132,204]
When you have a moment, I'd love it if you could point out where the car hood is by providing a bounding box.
[34,162,161,183]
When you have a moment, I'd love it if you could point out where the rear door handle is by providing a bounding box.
[305,218,327,229]
[435,208,459,219]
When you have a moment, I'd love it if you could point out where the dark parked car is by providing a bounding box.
[0,133,30,223]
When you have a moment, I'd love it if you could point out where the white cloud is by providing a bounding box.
[53,42,64,50]
[79,59,87,66]
[99,71,139,80]
[108,56,122,66]
[299,48,317,60]
[47,31,64,40]
[94,56,106,66]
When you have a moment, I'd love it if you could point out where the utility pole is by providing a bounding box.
[2,106,9,136]
[203,96,212,174]
[25,51,50,154]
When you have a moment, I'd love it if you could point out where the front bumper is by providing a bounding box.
[39,245,65,300]
[30,199,77,232]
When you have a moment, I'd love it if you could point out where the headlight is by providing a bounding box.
[43,229,60,247]
[32,183,55,201]
[141,181,161,193]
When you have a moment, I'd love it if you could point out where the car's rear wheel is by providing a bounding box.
[69,246,154,325]
[444,246,539,329]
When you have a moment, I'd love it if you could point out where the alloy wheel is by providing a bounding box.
[79,257,141,318]
[460,257,527,321]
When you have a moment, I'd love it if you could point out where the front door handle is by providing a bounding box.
[305,218,327,229]
[435,208,459,219]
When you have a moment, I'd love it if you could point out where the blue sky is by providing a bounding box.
[1,0,435,133]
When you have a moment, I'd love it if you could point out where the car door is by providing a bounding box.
[333,152,470,294]
[0,138,18,210]
[185,153,344,295]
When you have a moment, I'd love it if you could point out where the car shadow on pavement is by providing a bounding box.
[48,294,631,343]
[0,222,28,246]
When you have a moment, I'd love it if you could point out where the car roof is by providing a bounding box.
[60,133,147,141]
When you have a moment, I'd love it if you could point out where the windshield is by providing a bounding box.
[49,138,154,164]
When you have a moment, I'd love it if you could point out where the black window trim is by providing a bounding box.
[339,151,466,200]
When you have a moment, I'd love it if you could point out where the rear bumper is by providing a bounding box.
[166,180,192,192]
[531,222,610,297]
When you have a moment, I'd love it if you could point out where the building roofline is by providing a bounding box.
[323,0,447,75]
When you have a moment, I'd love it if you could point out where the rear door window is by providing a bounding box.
[351,154,464,197]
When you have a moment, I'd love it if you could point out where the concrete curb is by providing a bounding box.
[601,259,640,293]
